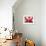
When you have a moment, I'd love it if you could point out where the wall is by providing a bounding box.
[41,0,46,46]
[13,0,41,46]
[0,0,16,30]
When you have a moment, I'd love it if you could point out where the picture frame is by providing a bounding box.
[23,15,34,24]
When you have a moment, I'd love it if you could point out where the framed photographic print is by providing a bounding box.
[23,15,34,24]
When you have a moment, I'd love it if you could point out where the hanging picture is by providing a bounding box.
[23,15,34,24]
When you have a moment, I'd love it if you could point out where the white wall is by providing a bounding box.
[13,0,46,46]
[13,0,41,46]
[0,0,16,30]
[41,0,46,46]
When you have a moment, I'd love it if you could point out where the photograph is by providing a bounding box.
[23,15,34,24]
